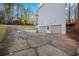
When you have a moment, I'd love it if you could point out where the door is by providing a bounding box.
[50,25,62,33]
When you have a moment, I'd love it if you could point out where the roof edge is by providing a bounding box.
[37,3,45,12]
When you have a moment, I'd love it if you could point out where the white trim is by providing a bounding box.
[37,3,45,12]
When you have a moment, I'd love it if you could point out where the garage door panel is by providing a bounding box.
[51,25,62,33]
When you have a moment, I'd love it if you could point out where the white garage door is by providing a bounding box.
[38,26,47,32]
[50,25,62,33]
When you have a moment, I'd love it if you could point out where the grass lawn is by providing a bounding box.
[0,25,36,41]
[0,25,7,41]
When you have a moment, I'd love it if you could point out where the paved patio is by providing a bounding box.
[0,27,79,56]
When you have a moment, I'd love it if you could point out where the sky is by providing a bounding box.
[0,3,40,11]
[23,3,40,11]
[0,3,40,16]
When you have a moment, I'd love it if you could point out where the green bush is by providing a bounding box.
[19,16,27,25]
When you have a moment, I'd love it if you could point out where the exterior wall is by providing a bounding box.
[38,3,66,34]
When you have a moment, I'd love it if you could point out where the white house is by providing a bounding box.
[37,3,66,34]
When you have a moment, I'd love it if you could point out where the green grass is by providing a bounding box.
[14,25,36,30]
[0,25,36,41]
[0,25,7,41]
[4,25,36,30]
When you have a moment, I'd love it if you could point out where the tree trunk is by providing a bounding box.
[69,3,71,24]
[76,3,79,33]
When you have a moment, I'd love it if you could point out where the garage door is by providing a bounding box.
[38,26,47,32]
[51,25,62,33]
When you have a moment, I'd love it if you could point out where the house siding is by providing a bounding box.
[38,3,66,34]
